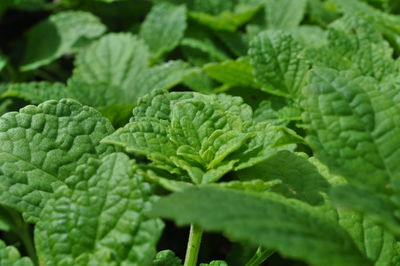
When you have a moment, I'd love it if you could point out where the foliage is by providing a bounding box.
[1,0,400,265]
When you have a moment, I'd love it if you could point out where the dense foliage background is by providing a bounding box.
[1,0,400,265]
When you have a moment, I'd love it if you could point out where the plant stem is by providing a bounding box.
[245,247,274,266]
[184,224,203,266]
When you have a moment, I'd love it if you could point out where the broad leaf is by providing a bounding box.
[153,250,182,266]
[150,186,371,266]
[68,33,196,108]
[20,11,106,71]
[249,30,309,98]
[264,0,307,29]
[0,240,33,266]
[1,82,68,104]
[237,151,329,205]
[35,153,164,266]
[140,3,187,59]
[302,68,400,193]
[0,99,116,222]
[204,58,257,88]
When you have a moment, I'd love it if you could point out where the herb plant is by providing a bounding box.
[1,0,400,265]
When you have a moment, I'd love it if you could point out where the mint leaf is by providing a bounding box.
[35,153,164,266]
[0,99,117,222]
[150,186,371,266]
[68,33,196,109]
[0,240,33,266]
[249,30,309,98]
[1,82,68,104]
[331,185,400,235]
[204,58,257,88]
[189,4,261,32]
[153,250,182,266]
[140,3,187,59]
[302,68,400,193]
[264,0,307,29]
[103,90,299,184]
[237,151,330,205]
[20,11,106,71]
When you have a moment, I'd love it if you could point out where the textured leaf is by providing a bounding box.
[150,186,371,266]
[0,99,117,222]
[20,11,106,71]
[0,240,33,266]
[103,89,299,184]
[200,261,227,266]
[253,100,301,126]
[249,30,309,98]
[35,153,164,266]
[264,0,307,29]
[331,185,400,235]
[153,250,182,266]
[68,33,149,107]
[1,82,68,104]
[237,151,329,205]
[151,0,234,14]
[69,33,196,108]
[312,158,399,265]
[140,3,187,59]
[302,68,400,193]
[204,58,257,88]
[189,4,260,32]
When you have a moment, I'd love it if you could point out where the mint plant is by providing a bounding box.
[1,0,400,265]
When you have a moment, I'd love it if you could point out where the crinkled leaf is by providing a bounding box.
[237,151,329,205]
[253,100,301,125]
[35,153,164,266]
[1,82,68,104]
[264,0,307,29]
[302,68,400,193]
[0,240,33,266]
[331,185,400,235]
[69,34,196,108]
[67,33,149,107]
[0,99,117,222]
[150,186,371,266]
[21,11,106,71]
[153,250,182,266]
[249,30,309,98]
[200,261,227,266]
[140,3,187,59]
[204,58,257,88]
[189,4,261,32]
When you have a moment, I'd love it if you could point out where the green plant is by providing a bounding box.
[1,0,400,265]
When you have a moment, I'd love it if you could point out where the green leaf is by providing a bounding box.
[264,0,307,29]
[237,151,330,205]
[35,153,164,266]
[103,90,299,184]
[249,30,309,98]
[153,250,182,266]
[150,186,371,266]
[68,33,196,108]
[204,58,257,88]
[140,3,187,59]
[331,185,400,235]
[302,68,400,193]
[0,99,117,222]
[20,11,106,71]
[253,100,301,126]
[152,0,234,14]
[1,82,68,104]
[0,240,33,266]
[189,4,261,32]
[200,260,228,266]
[68,33,149,106]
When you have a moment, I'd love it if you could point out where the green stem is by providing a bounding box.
[245,247,274,266]
[184,224,203,266]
